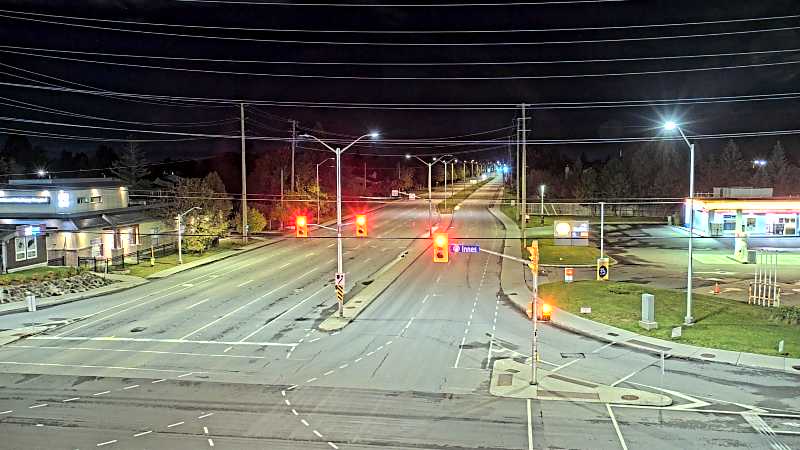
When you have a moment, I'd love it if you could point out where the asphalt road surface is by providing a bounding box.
[0,178,798,449]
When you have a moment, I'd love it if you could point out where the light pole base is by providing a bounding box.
[684,316,694,326]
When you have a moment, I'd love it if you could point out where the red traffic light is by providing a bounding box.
[433,233,449,263]
[355,214,367,237]
[356,214,366,225]
[296,215,308,238]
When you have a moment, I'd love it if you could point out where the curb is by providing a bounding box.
[146,238,279,279]
[0,279,149,317]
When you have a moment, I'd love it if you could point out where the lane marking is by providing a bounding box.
[301,419,310,427]
[93,391,110,396]
[97,440,117,447]
[453,336,467,368]
[203,426,209,434]
[324,370,334,376]
[62,397,80,402]
[292,409,298,416]
[186,298,212,310]
[610,371,639,387]
[29,336,295,348]
[237,280,254,288]
[180,268,318,340]
[306,377,318,383]
[552,358,582,373]
[527,399,534,450]
[9,344,268,360]
[280,262,292,269]
[198,413,214,419]
[133,430,152,437]
[592,342,615,353]
[0,410,12,414]
[329,442,339,449]
[238,285,328,342]
[152,379,166,384]
[606,404,629,450]
[123,385,139,390]
[208,438,215,447]
[0,361,193,374]
[284,399,291,406]
[29,403,47,409]
[223,346,233,353]
[167,421,184,428]
[314,430,323,438]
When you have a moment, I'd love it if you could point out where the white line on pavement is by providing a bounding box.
[122,385,139,390]
[208,438,215,447]
[180,268,318,340]
[592,342,615,353]
[96,440,117,447]
[551,358,582,373]
[167,421,184,428]
[237,280,253,288]
[62,397,80,402]
[453,336,466,368]
[186,298,212,310]
[29,336,294,347]
[610,370,639,387]
[238,285,328,342]
[198,413,214,419]
[527,399,534,450]
[133,430,152,437]
[606,404,629,450]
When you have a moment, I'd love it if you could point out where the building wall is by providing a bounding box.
[2,235,46,273]
[0,187,128,216]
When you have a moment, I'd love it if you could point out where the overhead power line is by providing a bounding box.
[3,79,800,111]
[172,0,630,6]
[4,48,800,80]
[1,10,798,46]
[4,44,800,66]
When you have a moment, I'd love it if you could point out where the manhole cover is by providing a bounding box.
[130,327,146,333]
[700,353,716,358]
[608,332,619,337]
[621,394,639,401]
[497,373,513,386]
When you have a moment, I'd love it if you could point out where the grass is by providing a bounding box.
[537,239,601,265]
[539,280,800,358]
[0,266,83,285]
[436,179,491,214]
[126,239,242,278]
[499,204,664,228]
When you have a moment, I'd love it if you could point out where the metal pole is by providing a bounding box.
[290,119,297,192]
[240,103,248,243]
[176,214,182,264]
[600,202,605,259]
[364,161,367,192]
[316,163,321,223]
[686,142,695,325]
[531,269,538,386]
[428,163,433,234]
[521,103,527,243]
[336,148,344,318]
[540,185,545,224]
[444,162,448,211]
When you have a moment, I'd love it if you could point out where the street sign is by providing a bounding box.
[335,272,346,288]
[564,267,574,283]
[450,244,479,253]
[671,326,682,339]
[596,257,609,281]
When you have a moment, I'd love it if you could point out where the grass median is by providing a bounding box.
[126,239,242,278]
[539,280,800,358]
[436,179,491,214]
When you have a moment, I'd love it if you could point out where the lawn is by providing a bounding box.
[126,239,242,278]
[0,266,82,285]
[498,204,664,228]
[537,239,601,265]
[539,280,800,358]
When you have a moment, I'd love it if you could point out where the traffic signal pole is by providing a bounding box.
[335,147,344,318]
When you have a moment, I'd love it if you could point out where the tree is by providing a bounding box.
[574,167,599,200]
[715,140,748,187]
[94,145,118,170]
[111,141,150,188]
[599,158,629,198]
[766,140,795,195]
[234,207,267,233]
[168,172,232,253]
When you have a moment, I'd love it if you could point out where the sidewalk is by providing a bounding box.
[0,272,148,316]
[491,203,800,374]
[146,237,276,279]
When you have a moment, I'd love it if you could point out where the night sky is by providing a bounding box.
[0,0,799,167]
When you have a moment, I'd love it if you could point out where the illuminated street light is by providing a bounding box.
[664,120,678,131]
[753,159,767,168]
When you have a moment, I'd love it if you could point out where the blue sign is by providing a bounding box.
[450,243,480,253]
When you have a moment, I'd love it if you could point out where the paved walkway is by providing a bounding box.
[489,195,800,374]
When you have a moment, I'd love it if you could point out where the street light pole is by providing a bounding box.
[539,184,545,225]
[664,121,696,325]
[302,132,379,318]
[439,157,456,211]
[240,103,248,244]
[316,158,333,223]
[176,206,201,264]
[407,154,436,236]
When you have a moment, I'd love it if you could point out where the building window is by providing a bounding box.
[77,196,103,204]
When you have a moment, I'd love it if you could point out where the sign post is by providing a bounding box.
[596,257,610,281]
[335,272,346,314]
[527,241,540,386]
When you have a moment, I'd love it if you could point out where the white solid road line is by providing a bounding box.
[0,361,197,373]
[237,279,253,288]
[238,285,328,342]
[453,336,467,368]
[4,345,275,361]
[610,370,640,387]
[551,358,582,373]
[30,336,296,347]
[186,297,212,310]
[179,268,318,340]
[527,399,534,450]
[606,404,629,450]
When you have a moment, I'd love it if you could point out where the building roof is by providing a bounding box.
[691,198,800,212]
[6,178,126,189]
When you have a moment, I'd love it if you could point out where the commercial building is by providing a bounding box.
[685,187,800,237]
[0,178,171,271]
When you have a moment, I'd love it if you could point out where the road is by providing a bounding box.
[0,178,798,449]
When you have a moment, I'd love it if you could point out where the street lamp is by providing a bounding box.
[539,184,546,225]
[177,206,202,264]
[753,159,767,168]
[315,157,334,224]
[439,156,457,211]
[301,131,379,318]
[663,120,696,325]
[406,154,436,236]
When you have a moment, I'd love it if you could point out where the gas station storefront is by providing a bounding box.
[685,199,800,237]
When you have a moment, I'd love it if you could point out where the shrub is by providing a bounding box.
[771,306,800,325]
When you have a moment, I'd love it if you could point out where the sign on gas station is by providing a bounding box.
[564,267,574,283]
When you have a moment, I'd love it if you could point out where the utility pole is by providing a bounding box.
[290,119,297,192]
[364,161,367,192]
[516,118,520,210]
[521,103,527,244]
[280,168,284,229]
[240,103,248,243]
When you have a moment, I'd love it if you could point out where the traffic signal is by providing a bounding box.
[527,241,539,273]
[433,233,449,263]
[355,214,367,237]
[540,303,552,321]
[296,215,308,238]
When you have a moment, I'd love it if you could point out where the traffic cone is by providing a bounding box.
[713,282,721,295]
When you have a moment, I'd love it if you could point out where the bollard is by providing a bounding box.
[26,294,37,312]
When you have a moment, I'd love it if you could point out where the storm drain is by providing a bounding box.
[497,374,513,386]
